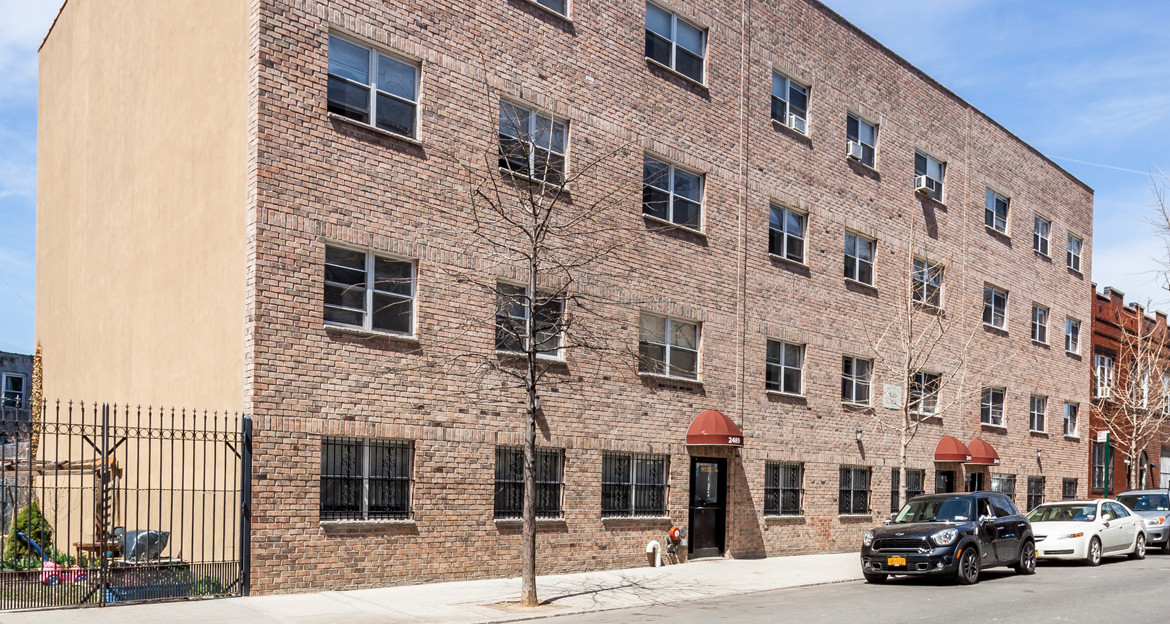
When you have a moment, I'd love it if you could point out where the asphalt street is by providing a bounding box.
[538,553,1170,623]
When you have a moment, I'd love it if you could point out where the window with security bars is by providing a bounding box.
[912,258,943,307]
[499,100,567,184]
[494,446,564,519]
[891,468,924,513]
[764,462,802,516]
[324,245,415,335]
[602,453,668,517]
[320,438,412,520]
[991,474,1016,503]
[1062,478,1078,500]
[326,34,420,138]
[495,282,564,356]
[643,154,703,230]
[1026,476,1045,511]
[839,466,870,515]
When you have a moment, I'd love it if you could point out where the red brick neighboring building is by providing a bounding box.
[38,0,1094,593]
[1089,286,1170,497]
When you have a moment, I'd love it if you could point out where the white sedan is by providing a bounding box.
[1026,499,1147,566]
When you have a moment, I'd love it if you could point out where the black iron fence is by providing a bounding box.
[0,401,251,610]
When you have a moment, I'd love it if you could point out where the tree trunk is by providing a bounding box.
[520,265,539,607]
[898,408,908,513]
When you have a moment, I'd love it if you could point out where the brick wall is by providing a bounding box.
[244,0,1094,593]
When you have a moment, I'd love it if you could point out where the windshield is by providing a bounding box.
[893,497,973,523]
[1116,494,1170,512]
[1027,504,1097,523]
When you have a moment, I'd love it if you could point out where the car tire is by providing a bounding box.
[956,548,980,585]
[1014,540,1037,575]
[1161,541,1170,554]
[863,571,887,584]
[1087,536,1102,566]
[1130,533,1147,560]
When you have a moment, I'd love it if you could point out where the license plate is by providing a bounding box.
[887,556,906,566]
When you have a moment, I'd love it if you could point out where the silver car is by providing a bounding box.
[1116,489,1170,551]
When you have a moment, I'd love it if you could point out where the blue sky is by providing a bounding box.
[0,1,1168,355]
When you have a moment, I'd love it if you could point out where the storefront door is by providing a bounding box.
[689,457,726,558]
[936,469,955,493]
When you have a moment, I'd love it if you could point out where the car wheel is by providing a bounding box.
[1087,536,1102,566]
[1130,533,1147,560]
[863,571,887,584]
[1014,540,1037,575]
[1161,540,1170,554]
[956,548,980,585]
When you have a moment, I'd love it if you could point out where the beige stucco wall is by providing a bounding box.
[36,0,250,408]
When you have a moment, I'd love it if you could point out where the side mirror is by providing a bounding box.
[883,518,892,525]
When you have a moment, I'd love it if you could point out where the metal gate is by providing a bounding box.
[0,401,251,609]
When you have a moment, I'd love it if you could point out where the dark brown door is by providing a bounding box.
[689,457,726,558]
[936,470,955,493]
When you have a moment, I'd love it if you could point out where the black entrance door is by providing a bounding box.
[936,469,955,493]
[689,457,726,558]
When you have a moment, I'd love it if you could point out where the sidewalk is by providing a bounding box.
[6,552,862,624]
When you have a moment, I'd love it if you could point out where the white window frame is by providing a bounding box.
[639,313,700,380]
[981,387,1005,427]
[841,356,872,406]
[983,284,1008,330]
[914,150,945,201]
[645,2,706,83]
[326,33,421,139]
[912,258,943,308]
[765,339,805,396]
[1033,215,1051,256]
[985,189,1010,234]
[1029,395,1047,433]
[768,204,807,264]
[844,232,875,286]
[495,281,565,359]
[1067,235,1083,272]
[525,0,570,18]
[1031,304,1049,344]
[1094,354,1114,399]
[1065,317,1081,354]
[323,243,417,337]
[499,99,569,184]
[909,371,941,416]
[1063,402,1079,437]
[771,72,810,134]
[642,154,704,231]
[1,373,25,409]
[846,113,877,168]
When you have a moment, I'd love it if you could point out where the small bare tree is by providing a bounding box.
[866,208,1014,510]
[1092,304,1170,489]
[364,79,670,606]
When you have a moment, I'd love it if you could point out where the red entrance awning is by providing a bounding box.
[686,410,744,446]
[967,439,1001,466]
[935,436,972,462]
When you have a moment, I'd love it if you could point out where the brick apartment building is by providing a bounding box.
[1089,286,1170,495]
[38,0,1093,593]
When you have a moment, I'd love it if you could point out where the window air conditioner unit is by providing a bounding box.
[847,140,865,161]
[789,114,807,134]
[915,175,934,194]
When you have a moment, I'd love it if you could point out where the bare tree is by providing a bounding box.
[352,80,673,606]
[866,208,1015,511]
[1092,303,1170,489]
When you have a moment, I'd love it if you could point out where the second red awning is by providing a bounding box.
[967,438,1001,465]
